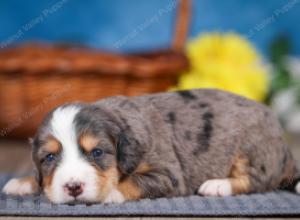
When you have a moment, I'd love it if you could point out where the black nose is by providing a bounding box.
[64,182,83,198]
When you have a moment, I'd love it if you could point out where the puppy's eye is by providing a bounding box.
[45,154,56,163]
[91,148,103,158]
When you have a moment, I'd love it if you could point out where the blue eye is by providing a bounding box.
[91,148,103,158]
[45,154,55,163]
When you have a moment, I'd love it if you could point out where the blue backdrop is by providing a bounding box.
[0,0,299,56]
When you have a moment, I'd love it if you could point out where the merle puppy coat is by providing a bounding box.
[3,89,299,203]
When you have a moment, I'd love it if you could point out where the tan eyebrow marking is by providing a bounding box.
[42,136,61,154]
[80,133,100,152]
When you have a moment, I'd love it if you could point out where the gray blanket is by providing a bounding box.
[0,175,300,217]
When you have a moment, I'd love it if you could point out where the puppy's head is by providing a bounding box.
[31,103,144,203]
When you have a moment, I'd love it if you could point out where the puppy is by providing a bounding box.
[2,89,300,203]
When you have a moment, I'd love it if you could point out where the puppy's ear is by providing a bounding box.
[29,138,42,189]
[116,131,144,175]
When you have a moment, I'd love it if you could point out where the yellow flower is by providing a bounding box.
[174,33,269,102]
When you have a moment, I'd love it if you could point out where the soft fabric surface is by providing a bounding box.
[1,175,300,217]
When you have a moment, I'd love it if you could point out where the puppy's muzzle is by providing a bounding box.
[64,181,84,198]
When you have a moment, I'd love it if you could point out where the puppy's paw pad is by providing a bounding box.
[198,179,232,197]
[2,178,34,196]
[103,189,125,204]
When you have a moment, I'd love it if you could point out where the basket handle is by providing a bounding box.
[172,0,191,52]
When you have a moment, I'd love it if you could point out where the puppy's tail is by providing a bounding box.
[295,178,300,194]
[292,169,300,194]
[279,168,300,194]
[276,148,300,194]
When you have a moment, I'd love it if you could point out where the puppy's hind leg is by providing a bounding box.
[198,154,251,196]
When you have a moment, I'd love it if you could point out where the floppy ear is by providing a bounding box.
[116,131,144,175]
[29,138,43,189]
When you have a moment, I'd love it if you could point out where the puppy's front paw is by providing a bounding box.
[198,179,232,197]
[103,189,125,204]
[2,177,37,196]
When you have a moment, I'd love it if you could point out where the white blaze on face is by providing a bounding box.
[47,106,100,203]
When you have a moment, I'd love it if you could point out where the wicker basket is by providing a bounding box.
[0,0,191,138]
